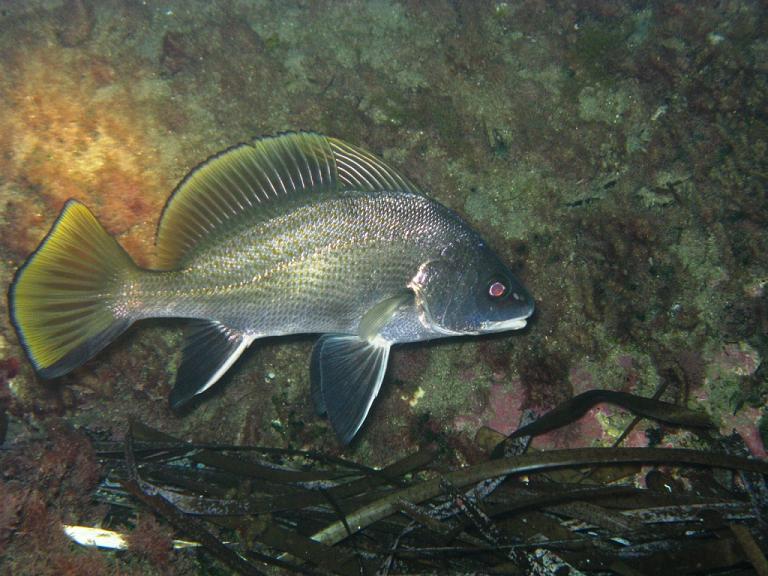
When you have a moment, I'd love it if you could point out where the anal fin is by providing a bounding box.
[310,334,391,444]
[170,320,254,409]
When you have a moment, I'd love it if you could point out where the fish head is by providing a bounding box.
[409,241,534,336]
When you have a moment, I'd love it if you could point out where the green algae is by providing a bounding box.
[703,341,762,416]
[578,83,635,125]
[412,341,486,419]
[461,161,551,242]
[673,228,729,287]
[571,20,632,81]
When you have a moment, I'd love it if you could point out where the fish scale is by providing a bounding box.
[131,192,448,330]
[9,132,534,444]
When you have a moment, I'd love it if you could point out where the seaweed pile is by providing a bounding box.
[58,392,768,575]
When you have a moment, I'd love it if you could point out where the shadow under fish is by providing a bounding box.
[8,132,534,444]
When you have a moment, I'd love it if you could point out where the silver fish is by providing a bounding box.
[9,132,534,443]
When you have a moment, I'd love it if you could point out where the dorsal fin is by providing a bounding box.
[327,137,421,193]
[155,132,421,268]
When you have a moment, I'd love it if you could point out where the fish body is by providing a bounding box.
[134,191,463,338]
[9,133,534,443]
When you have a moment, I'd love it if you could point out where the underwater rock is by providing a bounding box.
[56,0,94,47]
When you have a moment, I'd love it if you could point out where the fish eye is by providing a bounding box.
[488,280,507,299]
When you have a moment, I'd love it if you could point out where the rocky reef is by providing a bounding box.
[0,1,765,573]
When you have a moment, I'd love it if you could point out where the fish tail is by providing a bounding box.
[8,200,138,378]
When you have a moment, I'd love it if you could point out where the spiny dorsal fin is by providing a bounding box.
[327,137,421,194]
[155,132,422,268]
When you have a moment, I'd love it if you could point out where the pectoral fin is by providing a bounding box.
[170,321,255,409]
[357,291,414,340]
[310,335,391,444]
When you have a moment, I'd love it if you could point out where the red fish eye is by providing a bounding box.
[488,280,506,298]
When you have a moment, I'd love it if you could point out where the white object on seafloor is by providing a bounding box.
[62,524,200,550]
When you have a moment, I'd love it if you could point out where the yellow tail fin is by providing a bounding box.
[8,200,137,378]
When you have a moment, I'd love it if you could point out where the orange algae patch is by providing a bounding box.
[0,45,178,267]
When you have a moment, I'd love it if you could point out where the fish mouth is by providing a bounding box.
[480,316,529,332]
[481,301,534,332]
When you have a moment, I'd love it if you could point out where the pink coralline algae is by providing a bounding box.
[486,382,526,436]
[452,381,526,437]
[711,342,761,377]
[569,365,597,395]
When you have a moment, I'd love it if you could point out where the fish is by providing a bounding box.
[8,132,534,443]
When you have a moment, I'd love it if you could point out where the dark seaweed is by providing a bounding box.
[63,394,767,576]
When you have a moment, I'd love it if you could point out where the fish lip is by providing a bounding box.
[481,311,532,332]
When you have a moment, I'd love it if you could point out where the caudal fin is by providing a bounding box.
[8,200,137,378]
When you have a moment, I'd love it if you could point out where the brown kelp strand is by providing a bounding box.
[121,424,326,576]
[308,446,768,546]
[495,389,714,452]
[60,414,764,575]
